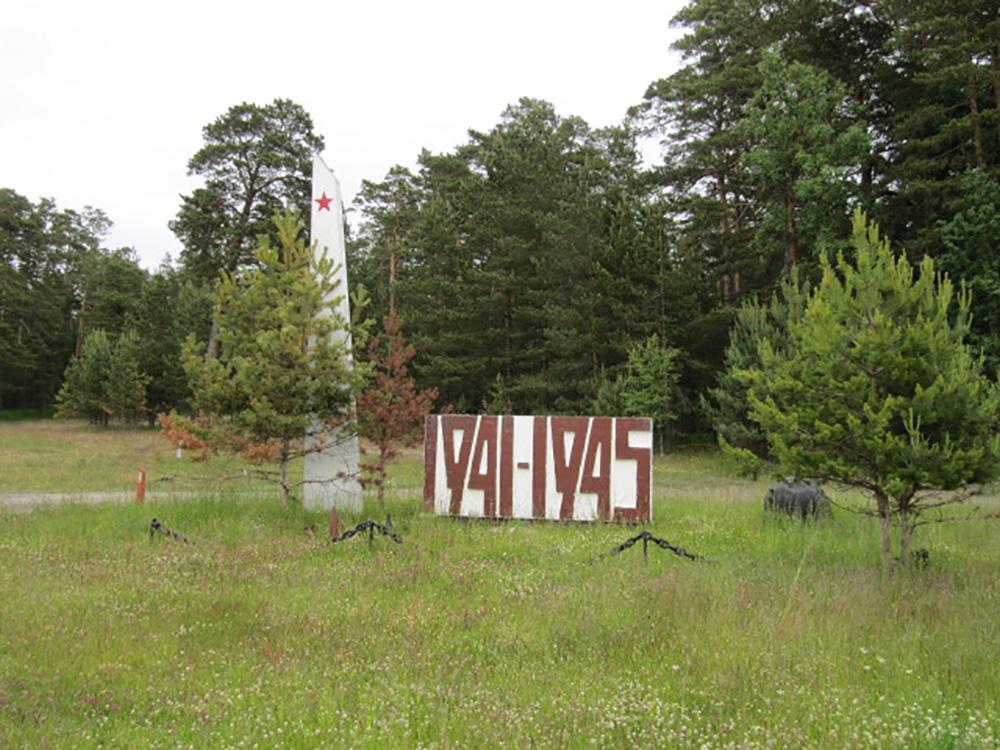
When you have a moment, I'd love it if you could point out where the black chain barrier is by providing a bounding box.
[149,518,192,544]
[332,515,403,546]
[606,530,707,564]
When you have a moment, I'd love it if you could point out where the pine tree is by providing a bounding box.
[357,312,438,505]
[0,190,108,411]
[391,100,620,414]
[740,210,1000,566]
[131,270,212,419]
[171,99,324,283]
[165,210,368,505]
[737,48,870,270]
[883,0,1000,254]
[351,166,421,320]
[591,334,680,451]
[638,0,774,304]
[56,330,148,427]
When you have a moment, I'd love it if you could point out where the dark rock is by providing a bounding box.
[764,480,830,520]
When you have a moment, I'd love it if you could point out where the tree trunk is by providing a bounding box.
[206,319,222,360]
[875,489,892,570]
[388,234,398,318]
[279,471,289,506]
[899,501,914,567]
[967,69,986,169]
[74,289,87,359]
[279,441,290,506]
[716,169,730,235]
[784,188,798,268]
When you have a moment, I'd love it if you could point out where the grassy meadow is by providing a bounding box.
[0,419,282,496]
[1,420,999,748]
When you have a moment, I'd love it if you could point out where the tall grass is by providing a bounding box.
[0,409,53,423]
[0,420,281,495]
[0,423,998,748]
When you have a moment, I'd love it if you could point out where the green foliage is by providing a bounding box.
[737,48,870,268]
[349,165,420,318]
[55,330,149,427]
[629,0,999,437]
[884,0,1000,253]
[742,211,1000,564]
[588,368,625,419]
[353,99,687,417]
[173,210,368,503]
[11,0,1000,449]
[937,170,1000,375]
[636,0,772,303]
[0,189,214,419]
[481,373,514,416]
[0,189,108,411]
[76,247,149,339]
[618,335,680,434]
[708,271,808,461]
[129,271,211,417]
[427,99,611,413]
[171,99,324,283]
[591,334,680,450]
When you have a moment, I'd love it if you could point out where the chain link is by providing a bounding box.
[148,515,703,564]
[331,518,403,546]
[605,530,707,563]
[149,518,193,544]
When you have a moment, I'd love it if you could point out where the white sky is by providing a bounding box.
[2,0,685,270]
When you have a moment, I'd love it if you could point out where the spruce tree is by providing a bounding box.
[707,270,807,464]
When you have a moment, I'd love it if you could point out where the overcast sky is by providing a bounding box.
[3,0,685,270]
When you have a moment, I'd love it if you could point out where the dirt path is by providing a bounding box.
[0,491,194,510]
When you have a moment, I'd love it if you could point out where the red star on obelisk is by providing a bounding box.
[315,191,334,211]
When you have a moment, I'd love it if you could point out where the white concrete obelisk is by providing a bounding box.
[303,153,363,511]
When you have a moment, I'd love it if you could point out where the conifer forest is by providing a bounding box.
[3,0,998,443]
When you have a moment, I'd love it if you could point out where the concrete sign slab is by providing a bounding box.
[424,415,652,521]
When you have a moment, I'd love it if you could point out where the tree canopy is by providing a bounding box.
[170,99,324,284]
[0,189,143,412]
[6,2,1000,451]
